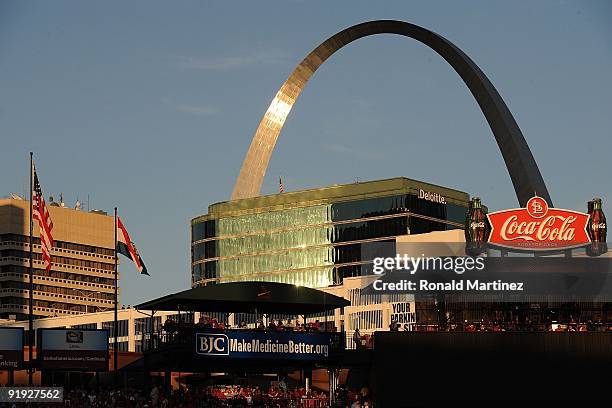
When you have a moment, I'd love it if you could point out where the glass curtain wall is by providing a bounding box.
[192,193,467,288]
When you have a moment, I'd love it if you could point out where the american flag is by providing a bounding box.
[32,166,54,271]
[279,177,284,193]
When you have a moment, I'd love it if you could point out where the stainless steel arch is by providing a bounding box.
[231,20,552,207]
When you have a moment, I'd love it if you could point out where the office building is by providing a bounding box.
[191,177,469,288]
[0,196,117,320]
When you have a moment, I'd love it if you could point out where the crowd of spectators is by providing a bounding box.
[0,384,341,408]
[349,318,612,349]
[194,384,331,407]
[446,319,612,332]
[333,385,372,408]
[0,386,147,408]
[384,315,612,333]
[162,316,336,338]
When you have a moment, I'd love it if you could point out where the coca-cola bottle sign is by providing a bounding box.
[487,195,591,250]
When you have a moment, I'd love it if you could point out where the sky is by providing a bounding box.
[1,0,610,305]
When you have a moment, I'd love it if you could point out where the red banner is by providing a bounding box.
[487,196,591,251]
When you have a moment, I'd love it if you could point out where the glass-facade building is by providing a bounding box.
[191,177,470,289]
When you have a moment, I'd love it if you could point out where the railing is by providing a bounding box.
[144,324,612,354]
[344,331,376,350]
[339,324,612,352]
[194,396,329,408]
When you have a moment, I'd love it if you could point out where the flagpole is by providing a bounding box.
[114,207,118,386]
[28,152,34,386]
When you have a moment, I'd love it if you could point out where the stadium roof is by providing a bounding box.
[135,281,350,315]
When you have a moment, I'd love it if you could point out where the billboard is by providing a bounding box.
[195,331,342,361]
[390,302,416,331]
[37,328,108,371]
[0,327,24,369]
[487,196,591,251]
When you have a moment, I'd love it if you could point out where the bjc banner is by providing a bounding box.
[0,328,24,369]
[487,196,591,251]
[195,331,339,361]
[38,329,108,371]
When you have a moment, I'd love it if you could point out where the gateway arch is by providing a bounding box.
[231,20,552,207]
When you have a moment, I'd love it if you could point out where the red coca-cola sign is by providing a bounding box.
[487,196,591,251]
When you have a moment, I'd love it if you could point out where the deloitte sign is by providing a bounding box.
[195,331,340,361]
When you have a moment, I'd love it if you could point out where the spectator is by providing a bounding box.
[353,328,362,349]
[276,319,284,332]
[268,319,277,331]
[163,318,175,334]
[150,384,159,408]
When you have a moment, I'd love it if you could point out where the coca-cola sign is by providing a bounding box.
[487,196,591,251]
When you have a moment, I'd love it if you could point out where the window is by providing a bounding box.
[102,320,128,337]
[72,323,97,330]
[0,234,114,256]
[110,341,128,352]
[134,316,161,335]
[0,250,114,271]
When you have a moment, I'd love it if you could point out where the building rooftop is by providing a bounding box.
[194,177,470,222]
[0,196,115,249]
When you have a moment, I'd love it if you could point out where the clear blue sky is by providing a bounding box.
[1,1,610,305]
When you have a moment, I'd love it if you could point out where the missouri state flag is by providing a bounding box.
[116,217,149,275]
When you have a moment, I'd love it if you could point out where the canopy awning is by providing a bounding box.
[134,281,349,315]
